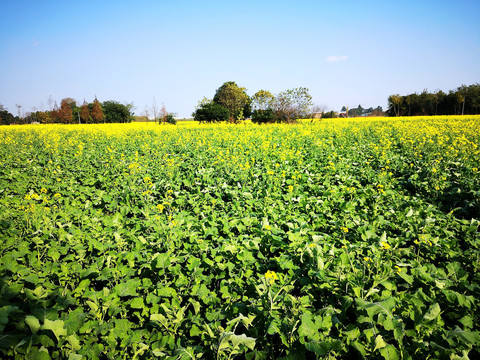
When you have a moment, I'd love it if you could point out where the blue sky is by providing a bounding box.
[1,0,479,118]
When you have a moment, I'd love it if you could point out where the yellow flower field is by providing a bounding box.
[0,115,479,359]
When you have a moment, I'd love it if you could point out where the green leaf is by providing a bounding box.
[26,347,52,360]
[115,279,140,297]
[358,297,396,319]
[219,332,256,351]
[0,333,24,348]
[24,273,40,284]
[298,313,319,340]
[25,315,41,334]
[0,306,19,331]
[458,316,473,329]
[66,334,81,350]
[41,319,67,341]
[447,326,480,345]
[379,344,399,360]
[304,340,342,355]
[190,324,203,337]
[230,333,256,350]
[150,313,168,326]
[152,252,171,268]
[266,319,281,335]
[374,335,387,351]
[131,297,145,309]
[86,300,98,312]
[423,303,441,321]
[68,354,84,360]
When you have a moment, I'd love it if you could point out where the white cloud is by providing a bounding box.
[325,55,348,62]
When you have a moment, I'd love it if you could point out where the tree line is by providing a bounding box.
[387,84,480,117]
[3,82,479,125]
[0,98,135,125]
[193,82,314,123]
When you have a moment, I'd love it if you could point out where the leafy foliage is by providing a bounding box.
[252,109,275,124]
[387,83,480,116]
[193,102,230,122]
[0,116,479,359]
[102,101,133,123]
[213,82,250,122]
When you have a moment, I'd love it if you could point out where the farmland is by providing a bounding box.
[0,116,479,359]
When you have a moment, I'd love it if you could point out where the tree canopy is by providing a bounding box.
[103,101,133,123]
[387,84,480,116]
[193,102,230,123]
[213,82,249,122]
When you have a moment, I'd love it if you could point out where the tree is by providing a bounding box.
[251,90,276,124]
[213,82,249,122]
[193,102,230,123]
[243,97,252,119]
[36,111,52,124]
[58,98,74,124]
[467,84,480,114]
[159,104,168,124]
[251,90,275,111]
[252,108,275,124]
[322,110,337,118]
[80,101,90,124]
[273,87,312,122]
[0,105,16,125]
[386,84,480,116]
[165,114,176,125]
[91,97,104,123]
[50,101,60,123]
[388,95,402,116]
[195,97,212,110]
[125,102,135,117]
[103,101,132,123]
[15,104,23,124]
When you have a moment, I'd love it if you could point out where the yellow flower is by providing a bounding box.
[381,241,391,250]
[265,270,278,284]
[308,243,316,248]
[156,204,164,212]
[264,224,272,231]
[54,193,61,198]
[341,227,349,233]
[40,188,47,193]
[363,256,372,262]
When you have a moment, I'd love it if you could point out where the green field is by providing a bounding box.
[0,116,479,359]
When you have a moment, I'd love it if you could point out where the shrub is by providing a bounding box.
[252,109,275,124]
[193,102,230,122]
